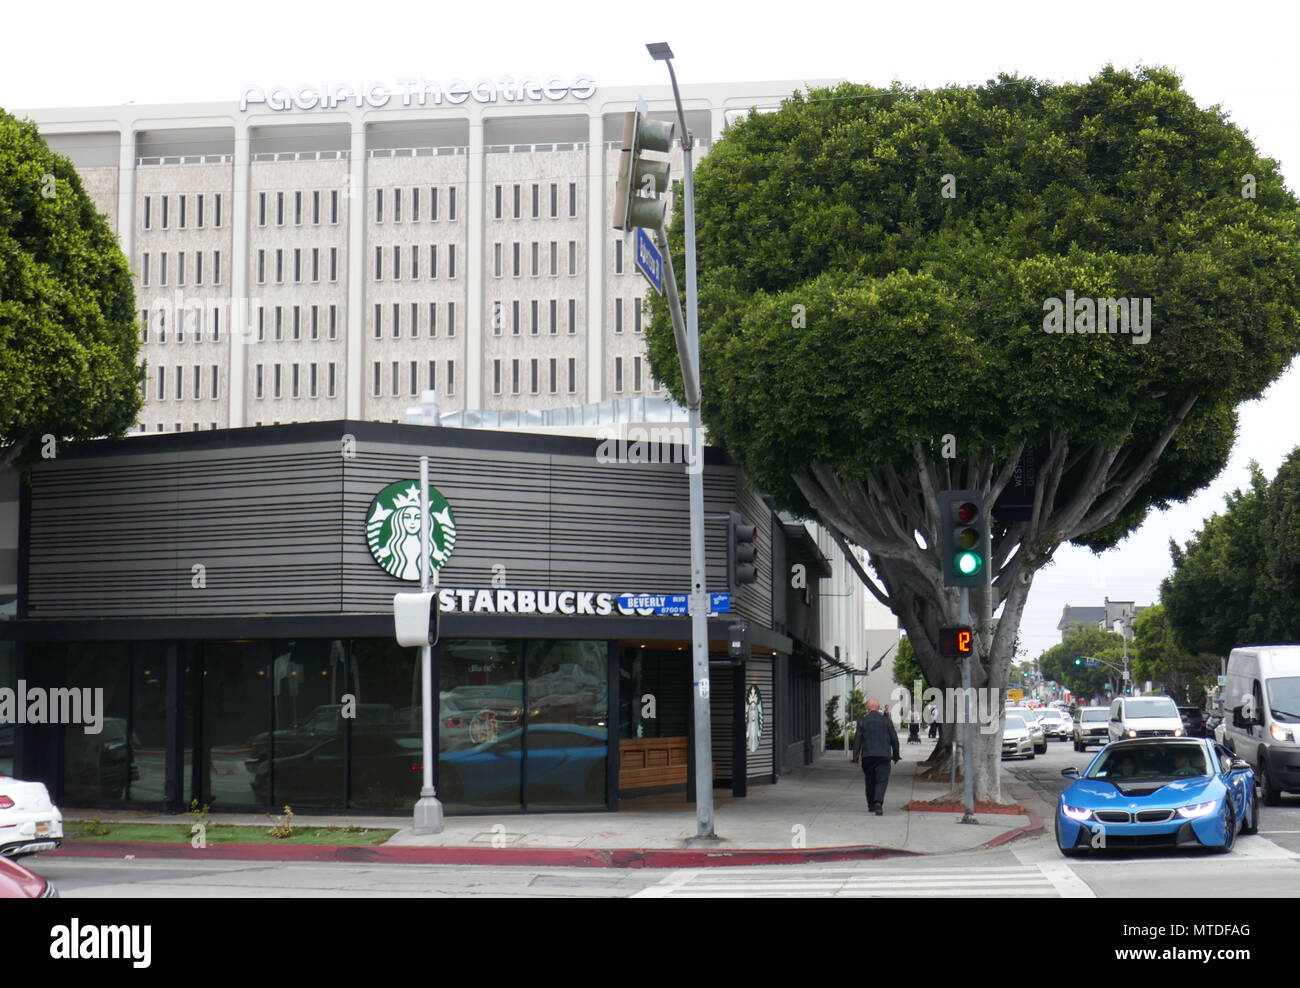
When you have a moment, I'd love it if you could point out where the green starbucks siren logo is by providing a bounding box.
[366,481,457,580]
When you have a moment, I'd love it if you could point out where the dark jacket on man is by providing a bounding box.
[853,710,900,762]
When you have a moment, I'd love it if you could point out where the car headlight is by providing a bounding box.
[1127,729,1137,737]
[1176,801,1217,819]
[1174,729,1184,737]
[1271,723,1294,742]
[1062,804,1092,822]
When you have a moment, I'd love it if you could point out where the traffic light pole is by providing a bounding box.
[960,586,976,824]
[649,44,713,839]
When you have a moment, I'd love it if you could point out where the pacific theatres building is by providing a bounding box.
[1,421,858,814]
[15,76,836,432]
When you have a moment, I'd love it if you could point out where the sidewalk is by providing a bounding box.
[48,742,1043,868]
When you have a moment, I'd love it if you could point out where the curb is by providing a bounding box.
[982,806,1046,848]
[44,840,923,869]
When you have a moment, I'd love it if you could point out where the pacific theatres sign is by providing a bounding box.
[240,75,597,112]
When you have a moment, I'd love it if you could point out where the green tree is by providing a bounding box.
[1162,464,1272,654]
[648,68,1300,800]
[1,108,142,466]
[1131,603,1218,703]
[891,635,931,697]
[1039,626,1126,700]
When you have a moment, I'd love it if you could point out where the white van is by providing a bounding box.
[1224,644,1300,804]
[1107,695,1184,742]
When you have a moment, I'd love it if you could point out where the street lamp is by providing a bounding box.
[645,41,715,839]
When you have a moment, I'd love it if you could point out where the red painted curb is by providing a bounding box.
[982,807,1045,848]
[45,840,921,869]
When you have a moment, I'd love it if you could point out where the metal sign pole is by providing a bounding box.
[960,585,976,823]
[413,454,444,834]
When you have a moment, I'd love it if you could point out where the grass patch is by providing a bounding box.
[63,820,396,846]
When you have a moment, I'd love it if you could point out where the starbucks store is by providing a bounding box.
[0,421,834,816]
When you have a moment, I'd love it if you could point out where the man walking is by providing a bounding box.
[852,697,901,815]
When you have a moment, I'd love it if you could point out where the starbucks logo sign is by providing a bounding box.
[366,481,457,580]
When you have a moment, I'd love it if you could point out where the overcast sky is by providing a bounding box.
[4,0,1298,659]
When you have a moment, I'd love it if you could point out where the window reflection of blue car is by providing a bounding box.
[1056,738,1257,856]
[437,724,606,805]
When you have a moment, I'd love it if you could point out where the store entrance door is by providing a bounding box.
[618,646,690,793]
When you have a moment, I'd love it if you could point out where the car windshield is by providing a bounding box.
[1266,677,1300,722]
[1080,709,1108,722]
[1004,714,1027,729]
[1123,698,1179,718]
[1087,743,1208,780]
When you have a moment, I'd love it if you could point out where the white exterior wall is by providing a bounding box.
[19,79,837,435]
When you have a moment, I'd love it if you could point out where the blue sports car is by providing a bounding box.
[1056,737,1257,856]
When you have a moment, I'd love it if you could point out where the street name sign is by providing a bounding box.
[635,226,664,294]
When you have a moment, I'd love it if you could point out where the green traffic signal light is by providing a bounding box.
[956,551,982,575]
[1074,657,1082,665]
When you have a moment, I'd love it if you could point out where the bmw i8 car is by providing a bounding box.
[1055,738,1256,856]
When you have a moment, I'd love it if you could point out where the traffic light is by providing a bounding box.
[613,110,675,231]
[938,490,988,588]
[727,511,758,589]
[1074,657,1082,666]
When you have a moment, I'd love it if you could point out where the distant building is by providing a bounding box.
[1057,596,1151,641]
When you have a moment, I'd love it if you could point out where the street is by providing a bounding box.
[25,737,1300,899]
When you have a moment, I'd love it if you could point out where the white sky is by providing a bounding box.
[4,0,1299,659]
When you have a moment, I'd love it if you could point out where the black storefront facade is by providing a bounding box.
[0,420,833,815]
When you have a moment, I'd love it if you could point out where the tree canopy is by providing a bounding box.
[1162,450,1300,654]
[646,66,1300,798]
[0,107,141,464]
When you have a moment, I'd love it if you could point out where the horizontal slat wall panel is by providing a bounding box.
[27,443,343,617]
[25,428,772,623]
[710,669,733,779]
[341,443,737,612]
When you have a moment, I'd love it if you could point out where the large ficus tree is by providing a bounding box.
[0,107,142,467]
[646,67,1300,800]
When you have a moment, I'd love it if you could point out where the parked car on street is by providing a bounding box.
[1002,712,1035,760]
[1056,737,1256,856]
[0,775,63,858]
[0,854,58,898]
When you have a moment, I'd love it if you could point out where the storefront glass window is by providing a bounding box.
[437,640,524,812]
[126,642,168,803]
[347,638,421,811]
[197,640,271,810]
[0,641,15,777]
[265,640,350,810]
[524,640,608,810]
[62,643,130,802]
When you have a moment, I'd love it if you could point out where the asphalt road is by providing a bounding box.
[21,736,1300,898]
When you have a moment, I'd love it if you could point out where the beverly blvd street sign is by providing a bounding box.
[635,227,664,294]
[619,593,688,615]
[616,592,732,615]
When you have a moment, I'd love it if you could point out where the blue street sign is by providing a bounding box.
[635,227,664,295]
[710,592,731,613]
[618,593,689,615]
[1085,660,1100,668]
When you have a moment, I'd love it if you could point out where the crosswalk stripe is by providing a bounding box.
[633,864,1063,898]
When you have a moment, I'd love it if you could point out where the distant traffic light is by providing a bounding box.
[1074,657,1082,666]
[939,490,988,588]
[613,111,675,231]
[727,511,758,589]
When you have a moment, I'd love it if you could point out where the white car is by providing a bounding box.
[0,775,64,858]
